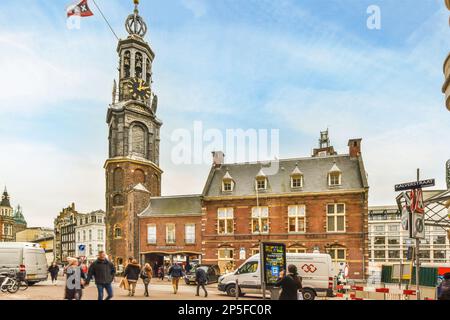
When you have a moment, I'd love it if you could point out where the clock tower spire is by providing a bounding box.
[105,0,162,268]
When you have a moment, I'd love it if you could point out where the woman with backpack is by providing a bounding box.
[275,264,303,300]
[140,263,153,297]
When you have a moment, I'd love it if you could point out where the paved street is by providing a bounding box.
[0,278,259,300]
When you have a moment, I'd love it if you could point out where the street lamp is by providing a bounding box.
[444,1,450,111]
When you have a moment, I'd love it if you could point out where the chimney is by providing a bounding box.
[348,139,362,158]
[212,151,225,168]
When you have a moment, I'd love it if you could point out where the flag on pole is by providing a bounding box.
[67,0,94,17]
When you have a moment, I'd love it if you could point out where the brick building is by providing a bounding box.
[54,203,79,263]
[200,135,369,279]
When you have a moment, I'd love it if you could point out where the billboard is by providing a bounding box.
[260,242,286,287]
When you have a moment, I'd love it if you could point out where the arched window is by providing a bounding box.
[135,52,143,78]
[123,50,131,78]
[114,225,122,239]
[133,169,145,184]
[146,58,151,83]
[130,124,146,157]
[113,167,124,191]
[113,194,124,206]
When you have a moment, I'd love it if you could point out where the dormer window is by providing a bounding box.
[222,170,234,192]
[255,169,268,191]
[290,164,304,189]
[328,162,342,186]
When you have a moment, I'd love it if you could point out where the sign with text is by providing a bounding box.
[395,179,435,192]
[260,242,286,288]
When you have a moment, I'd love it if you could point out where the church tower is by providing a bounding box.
[105,0,162,267]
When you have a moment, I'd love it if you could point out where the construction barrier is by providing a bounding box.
[335,285,418,300]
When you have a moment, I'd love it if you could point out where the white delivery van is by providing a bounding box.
[0,242,48,284]
[218,253,335,300]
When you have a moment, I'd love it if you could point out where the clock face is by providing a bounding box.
[128,78,150,100]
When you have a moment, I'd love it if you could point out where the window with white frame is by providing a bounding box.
[291,175,304,188]
[327,203,345,232]
[218,248,234,273]
[328,248,346,262]
[185,224,196,244]
[218,208,234,234]
[288,205,306,233]
[222,180,233,192]
[147,224,156,244]
[256,178,267,191]
[328,172,341,186]
[98,229,104,241]
[166,224,176,244]
[252,206,269,234]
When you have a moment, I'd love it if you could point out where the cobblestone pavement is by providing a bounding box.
[0,278,258,300]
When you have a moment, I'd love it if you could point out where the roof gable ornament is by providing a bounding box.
[291,163,303,176]
[329,161,342,173]
[256,168,267,178]
[223,170,233,180]
[125,0,148,38]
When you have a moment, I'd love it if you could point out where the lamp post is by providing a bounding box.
[443,1,450,111]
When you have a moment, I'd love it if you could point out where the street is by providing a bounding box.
[0,278,259,301]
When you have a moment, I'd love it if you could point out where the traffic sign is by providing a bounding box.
[394,179,435,192]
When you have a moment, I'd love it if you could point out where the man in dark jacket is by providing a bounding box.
[438,272,450,300]
[85,251,116,300]
[195,267,208,297]
[168,263,184,294]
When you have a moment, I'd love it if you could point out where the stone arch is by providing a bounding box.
[133,169,146,184]
[112,167,124,191]
[123,50,131,78]
[135,52,143,78]
[113,194,124,206]
[129,122,147,158]
[114,224,122,238]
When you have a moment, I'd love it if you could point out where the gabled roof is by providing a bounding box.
[328,162,342,173]
[291,164,303,176]
[0,187,11,208]
[133,183,150,193]
[202,154,368,197]
[139,195,202,217]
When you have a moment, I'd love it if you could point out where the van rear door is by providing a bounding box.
[23,249,39,280]
[0,248,21,273]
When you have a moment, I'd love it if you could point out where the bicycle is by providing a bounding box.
[0,271,20,293]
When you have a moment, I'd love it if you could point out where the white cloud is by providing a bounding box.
[181,0,207,18]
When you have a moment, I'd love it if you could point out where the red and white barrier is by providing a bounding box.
[335,285,417,300]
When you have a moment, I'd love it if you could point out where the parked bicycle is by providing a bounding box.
[0,270,24,293]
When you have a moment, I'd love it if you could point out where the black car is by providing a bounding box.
[184,265,221,285]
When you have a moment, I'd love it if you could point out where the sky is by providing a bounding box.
[0,0,449,228]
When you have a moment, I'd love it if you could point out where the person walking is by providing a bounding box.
[158,265,165,281]
[48,262,60,285]
[438,272,450,300]
[124,259,141,297]
[85,251,116,300]
[275,264,303,300]
[195,267,208,297]
[64,257,85,300]
[140,263,153,297]
[168,262,184,294]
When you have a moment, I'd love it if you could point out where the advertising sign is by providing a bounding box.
[260,242,286,287]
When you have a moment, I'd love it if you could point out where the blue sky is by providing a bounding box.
[0,0,449,227]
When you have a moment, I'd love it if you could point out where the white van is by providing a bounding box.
[0,242,48,284]
[218,253,335,300]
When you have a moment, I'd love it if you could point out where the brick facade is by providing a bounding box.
[202,191,369,279]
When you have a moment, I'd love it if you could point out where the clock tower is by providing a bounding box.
[105,0,162,267]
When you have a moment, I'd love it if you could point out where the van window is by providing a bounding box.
[237,261,258,274]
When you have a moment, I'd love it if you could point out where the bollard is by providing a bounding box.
[235,279,239,300]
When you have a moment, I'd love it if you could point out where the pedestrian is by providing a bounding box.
[124,259,141,297]
[85,251,116,300]
[158,265,165,281]
[438,272,450,300]
[168,262,184,294]
[195,267,208,297]
[140,263,153,297]
[48,262,60,285]
[64,257,85,300]
[275,264,303,300]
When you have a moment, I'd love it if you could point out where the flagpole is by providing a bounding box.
[91,0,120,41]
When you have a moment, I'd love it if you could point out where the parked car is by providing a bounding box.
[218,253,335,300]
[185,264,221,285]
[0,242,47,285]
